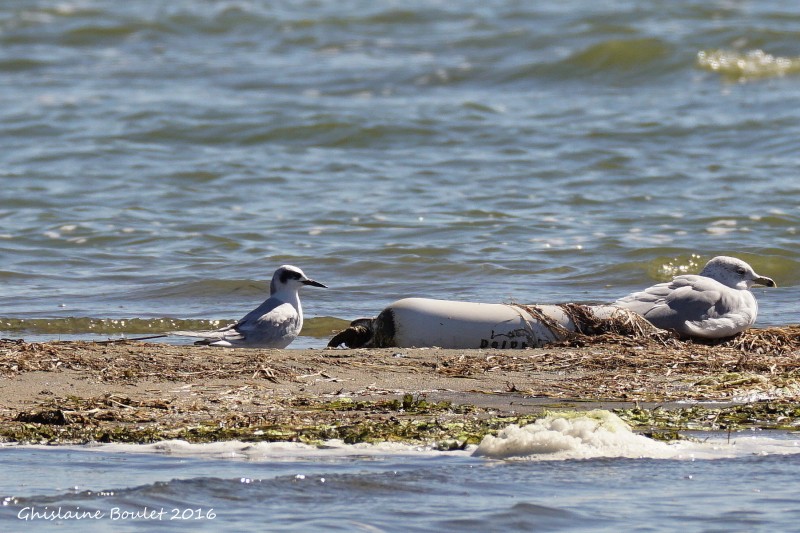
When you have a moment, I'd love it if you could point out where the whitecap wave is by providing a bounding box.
[697,49,800,81]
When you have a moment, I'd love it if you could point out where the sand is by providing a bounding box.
[2,327,800,445]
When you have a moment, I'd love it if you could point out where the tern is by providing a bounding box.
[172,265,326,348]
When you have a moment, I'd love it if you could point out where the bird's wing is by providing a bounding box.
[232,297,284,330]
[616,275,730,336]
[171,297,301,347]
[680,282,755,338]
[170,325,244,344]
[232,300,301,347]
[170,324,237,338]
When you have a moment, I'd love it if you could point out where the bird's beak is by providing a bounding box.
[755,276,776,288]
[303,278,327,288]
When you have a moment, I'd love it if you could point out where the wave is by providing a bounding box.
[11,415,800,462]
[473,410,800,461]
[564,38,675,74]
[0,3,456,48]
[119,116,441,149]
[501,38,679,85]
[0,316,349,338]
[697,49,800,81]
[76,439,455,460]
[596,251,800,287]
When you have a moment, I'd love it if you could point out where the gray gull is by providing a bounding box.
[614,256,775,339]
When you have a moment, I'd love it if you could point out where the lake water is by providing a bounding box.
[1,0,800,530]
[3,416,800,532]
[1,0,798,343]
[0,412,800,532]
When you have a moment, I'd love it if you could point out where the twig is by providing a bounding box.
[94,335,168,345]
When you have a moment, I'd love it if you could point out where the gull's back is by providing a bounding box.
[615,274,757,338]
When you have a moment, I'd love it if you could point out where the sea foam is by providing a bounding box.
[11,410,800,462]
[474,410,675,460]
[474,410,800,461]
[77,439,458,461]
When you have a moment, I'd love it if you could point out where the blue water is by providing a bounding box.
[2,0,800,529]
[0,0,798,342]
[2,437,800,532]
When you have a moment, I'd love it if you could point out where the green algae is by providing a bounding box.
[1,394,536,447]
[616,402,800,436]
[296,394,474,415]
[6,393,800,447]
[6,395,800,450]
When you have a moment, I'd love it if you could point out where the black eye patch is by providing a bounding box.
[280,269,302,284]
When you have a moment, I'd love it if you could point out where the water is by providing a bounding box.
[2,0,800,529]
[3,428,800,532]
[1,0,798,342]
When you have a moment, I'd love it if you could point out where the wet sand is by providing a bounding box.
[2,328,800,445]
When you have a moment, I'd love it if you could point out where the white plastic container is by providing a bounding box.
[328,297,652,349]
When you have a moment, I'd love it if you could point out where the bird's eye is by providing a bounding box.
[736,268,746,275]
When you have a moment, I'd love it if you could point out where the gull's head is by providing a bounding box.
[270,265,327,295]
[698,256,776,290]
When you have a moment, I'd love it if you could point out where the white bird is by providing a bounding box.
[172,265,326,348]
[614,256,775,339]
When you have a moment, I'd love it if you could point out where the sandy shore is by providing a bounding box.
[2,328,800,445]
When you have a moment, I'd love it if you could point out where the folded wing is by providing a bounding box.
[615,275,755,338]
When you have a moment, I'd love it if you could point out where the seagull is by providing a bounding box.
[614,256,776,339]
[172,265,326,348]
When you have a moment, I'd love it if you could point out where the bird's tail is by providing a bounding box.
[169,330,214,338]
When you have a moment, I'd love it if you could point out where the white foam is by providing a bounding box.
[671,433,800,460]
[75,439,464,461]
[473,410,800,461]
[474,410,675,460]
[8,411,800,462]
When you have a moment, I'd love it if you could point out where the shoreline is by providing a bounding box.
[2,328,800,446]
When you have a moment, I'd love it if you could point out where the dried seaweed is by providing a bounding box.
[0,340,300,382]
[3,332,800,445]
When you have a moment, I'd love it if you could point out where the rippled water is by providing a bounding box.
[1,2,800,526]
[4,433,800,532]
[1,0,799,344]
